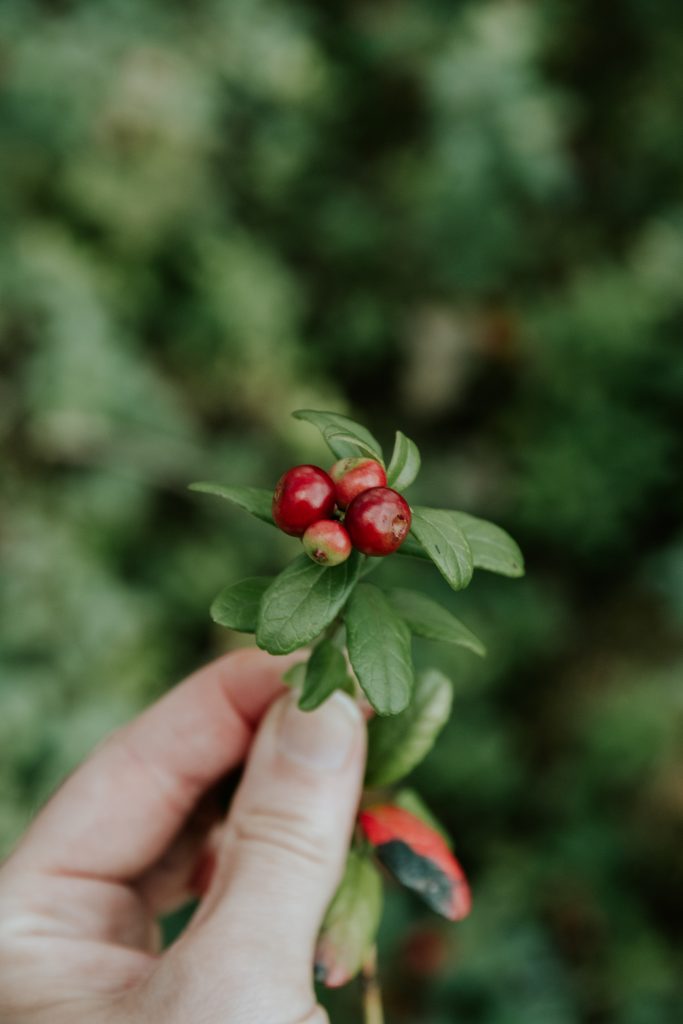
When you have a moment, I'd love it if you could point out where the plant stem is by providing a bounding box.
[361,945,384,1024]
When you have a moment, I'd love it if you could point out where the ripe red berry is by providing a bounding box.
[272,465,335,536]
[345,486,411,556]
[302,520,352,566]
[329,457,387,508]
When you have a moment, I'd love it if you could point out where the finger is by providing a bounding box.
[12,649,303,880]
[165,689,365,1020]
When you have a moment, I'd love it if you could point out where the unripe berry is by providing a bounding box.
[329,457,387,508]
[345,487,411,556]
[272,465,335,536]
[302,520,352,566]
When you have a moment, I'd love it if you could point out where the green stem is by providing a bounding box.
[361,945,384,1024]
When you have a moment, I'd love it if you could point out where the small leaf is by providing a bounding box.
[365,668,453,786]
[394,789,453,847]
[282,662,307,688]
[189,483,274,525]
[323,430,384,463]
[345,583,414,716]
[256,552,363,655]
[315,849,383,988]
[386,431,421,491]
[451,511,525,577]
[410,508,474,591]
[299,640,353,710]
[292,409,383,461]
[387,588,486,656]
[210,577,272,632]
[359,804,471,921]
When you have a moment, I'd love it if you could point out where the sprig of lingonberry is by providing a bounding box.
[191,409,524,1008]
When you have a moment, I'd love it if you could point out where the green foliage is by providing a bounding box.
[189,484,275,525]
[345,584,415,716]
[299,640,353,711]
[386,432,421,491]
[292,410,384,461]
[210,577,272,632]
[387,588,486,656]
[256,553,363,655]
[3,0,683,1018]
[315,850,383,988]
[365,669,453,787]
[410,508,474,590]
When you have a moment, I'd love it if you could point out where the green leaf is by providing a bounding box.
[299,640,353,710]
[409,507,474,591]
[315,849,383,988]
[189,483,274,525]
[451,511,525,577]
[256,552,363,655]
[292,409,383,461]
[210,576,272,632]
[282,661,307,688]
[365,668,453,786]
[386,431,421,490]
[393,788,453,848]
[345,583,414,716]
[323,430,384,463]
[387,587,486,656]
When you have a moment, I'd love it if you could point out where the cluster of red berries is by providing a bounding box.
[272,459,412,566]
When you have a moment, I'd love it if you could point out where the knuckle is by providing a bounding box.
[232,804,330,872]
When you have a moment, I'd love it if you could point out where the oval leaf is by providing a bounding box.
[292,409,383,461]
[315,849,383,988]
[365,668,453,786]
[386,431,421,491]
[410,508,474,591]
[345,583,414,716]
[451,511,525,577]
[256,552,363,655]
[189,483,274,525]
[299,639,354,711]
[210,576,272,632]
[359,804,471,921]
[387,588,486,656]
[394,788,453,847]
[323,429,384,464]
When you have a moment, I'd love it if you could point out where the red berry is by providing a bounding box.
[329,457,387,508]
[303,520,352,566]
[272,465,335,536]
[345,487,411,556]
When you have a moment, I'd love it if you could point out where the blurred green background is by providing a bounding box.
[2,0,683,1020]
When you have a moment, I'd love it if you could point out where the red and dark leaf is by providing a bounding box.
[359,804,471,922]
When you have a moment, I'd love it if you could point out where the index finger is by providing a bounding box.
[10,649,303,880]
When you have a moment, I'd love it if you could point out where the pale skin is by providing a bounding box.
[0,649,367,1023]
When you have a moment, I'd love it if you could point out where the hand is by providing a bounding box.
[0,649,366,1023]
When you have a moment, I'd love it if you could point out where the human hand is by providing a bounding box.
[0,649,366,1023]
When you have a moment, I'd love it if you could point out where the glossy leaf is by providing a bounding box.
[387,587,486,656]
[256,552,363,655]
[386,431,421,491]
[210,576,272,632]
[315,849,383,988]
[299,639,353,710]
[345,583,414,715]
[365,668,452,786]
[292,409,383,461]
[359,804,471,921]
[409,507,474,590]
[189,483,274,525]
[451,511,525,577]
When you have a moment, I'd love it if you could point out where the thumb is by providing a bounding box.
[179,689,366,1020]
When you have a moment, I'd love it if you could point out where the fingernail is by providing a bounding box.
[277,690,362,771]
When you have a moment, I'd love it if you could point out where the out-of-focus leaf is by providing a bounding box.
[387,587,486,656]
[365,668,453,786]
[315,849,383,988]
[299,638,353,710]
